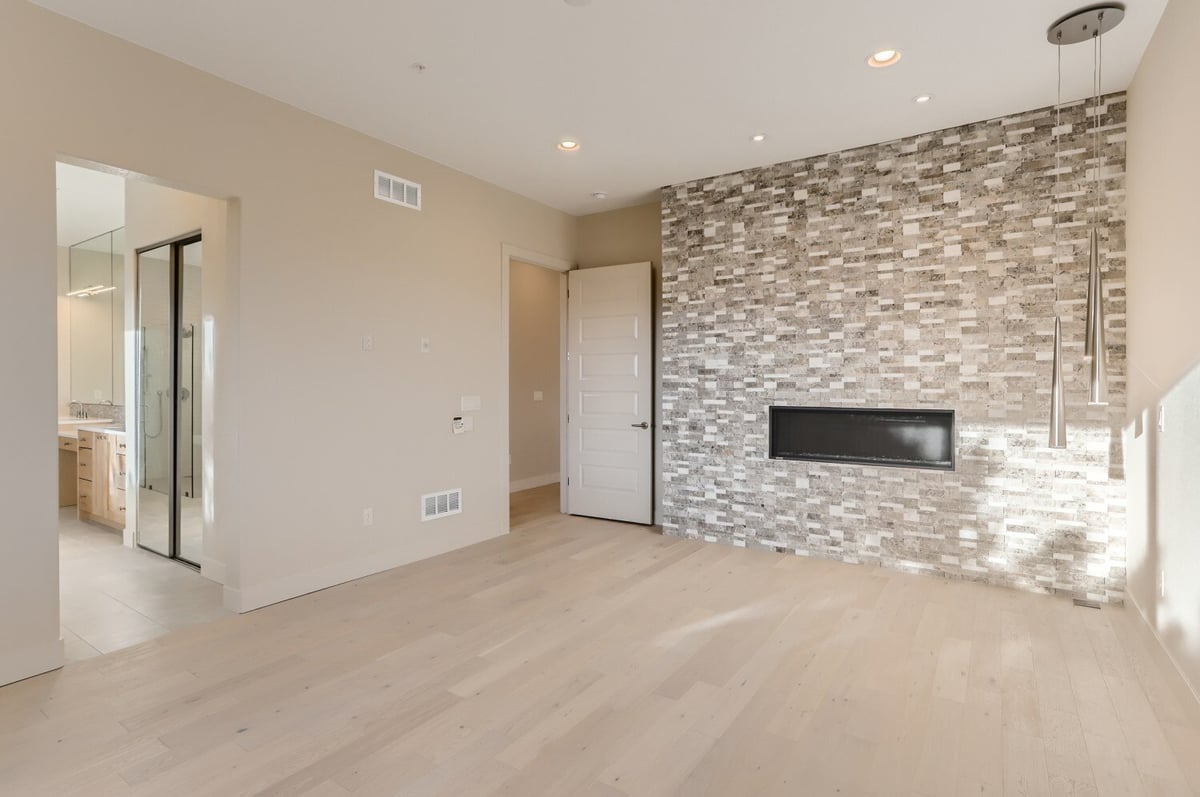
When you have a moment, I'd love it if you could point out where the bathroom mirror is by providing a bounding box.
[68,228,125,405]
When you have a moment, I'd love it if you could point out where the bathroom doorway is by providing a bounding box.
[136,234,203,566]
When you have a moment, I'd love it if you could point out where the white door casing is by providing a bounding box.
[567,262,653,524]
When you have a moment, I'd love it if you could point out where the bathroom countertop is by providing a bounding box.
[58,424,125,440]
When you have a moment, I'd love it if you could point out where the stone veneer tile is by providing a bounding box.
[661,95,1127,604]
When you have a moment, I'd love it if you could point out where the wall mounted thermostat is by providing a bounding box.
[452,416,473,435]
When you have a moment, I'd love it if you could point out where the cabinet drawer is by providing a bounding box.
[77,451,94,480]
[59,436,78,452]
[77,483,94,512]
[77,430,94,449]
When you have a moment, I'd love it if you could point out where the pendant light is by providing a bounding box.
[1050,317,1067,448]
[1086,22,1109,406]
[1046,4,1123,441]
[1048,34,1067,449]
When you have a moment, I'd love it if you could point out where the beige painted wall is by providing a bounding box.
[1124,0,1200,696]
[576,201,663,522]
[508,260,561,488]
[0,1,575,685]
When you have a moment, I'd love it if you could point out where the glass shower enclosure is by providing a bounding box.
[136,236,202,566]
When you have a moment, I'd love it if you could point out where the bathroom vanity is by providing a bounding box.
[58,423,126,531]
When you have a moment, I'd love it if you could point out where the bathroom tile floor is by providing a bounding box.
[58,507,230,662]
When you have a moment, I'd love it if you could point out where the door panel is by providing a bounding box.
[137,244,173,558]
[135,236,202,565]
[567,262,653,524]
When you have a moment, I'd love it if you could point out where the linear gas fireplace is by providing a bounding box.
[769,406,955,471]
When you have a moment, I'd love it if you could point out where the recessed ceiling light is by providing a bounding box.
[591,191,608,200]
[914,94,933,104]
[867,49,902,68]
[558,138,580,152]
[750,134,766,143]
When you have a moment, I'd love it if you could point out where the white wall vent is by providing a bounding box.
[375,169,422,210]
[421,488,462,521]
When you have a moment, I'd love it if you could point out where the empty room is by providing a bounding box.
[1,0,1199,794]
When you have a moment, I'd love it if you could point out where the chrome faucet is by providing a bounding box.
[69,401,83,419]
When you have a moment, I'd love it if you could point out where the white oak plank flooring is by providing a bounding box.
[1,486,1198,795]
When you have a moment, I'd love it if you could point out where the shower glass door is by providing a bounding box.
[137,245,173,558]
[136,235,202,566]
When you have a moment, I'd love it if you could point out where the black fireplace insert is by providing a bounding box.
[768,406,955,471]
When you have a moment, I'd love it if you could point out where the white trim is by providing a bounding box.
[197,555,228,585]
[1125,590,1200,706]
[510,473,560,493]
[0,637,63,687]
[500,244,573,528]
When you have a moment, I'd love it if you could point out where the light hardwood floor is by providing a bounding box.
[3,488,1199,795]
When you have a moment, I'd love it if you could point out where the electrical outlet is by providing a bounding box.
[533,390,544,402]
[420,337,431,354]
[361,334,374,351]
[362,507,374,527]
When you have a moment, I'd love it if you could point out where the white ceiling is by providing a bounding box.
[34,0,1166,216]
[56,162,124,247]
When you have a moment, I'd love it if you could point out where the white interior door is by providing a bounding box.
[567,262,653,524]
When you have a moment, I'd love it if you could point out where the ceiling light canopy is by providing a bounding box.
[557,138,580,152]
[867,49,902,68]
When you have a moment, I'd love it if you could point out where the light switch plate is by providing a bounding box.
[461,395,481,412]
[533,391,544,401]
[420,337,431,354]
[361,335,374,351]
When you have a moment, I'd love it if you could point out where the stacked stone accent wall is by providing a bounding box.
[661,95,1127,603]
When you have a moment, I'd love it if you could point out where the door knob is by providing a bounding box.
[631,422,649,429]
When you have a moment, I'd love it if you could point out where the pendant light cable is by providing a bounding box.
[1055,33,1062,306]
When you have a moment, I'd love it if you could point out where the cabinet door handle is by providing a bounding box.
[631,422,649,429]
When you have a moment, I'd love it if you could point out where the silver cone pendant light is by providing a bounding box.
[1088,246,1109,405]
[1049,316,1067,448]
[1044,5,1122,443]
[1084,228,1098,360]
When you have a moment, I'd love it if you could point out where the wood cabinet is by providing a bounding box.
[58,435,78,507]
[77,429,127,531]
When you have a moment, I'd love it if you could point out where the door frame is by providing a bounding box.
[500,244,573,524]
[134,232,202,567]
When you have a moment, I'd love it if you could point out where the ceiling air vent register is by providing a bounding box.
[421,488,462,521]
[375,169,422,210]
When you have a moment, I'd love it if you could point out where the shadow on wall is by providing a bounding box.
[1125,359,1200,694]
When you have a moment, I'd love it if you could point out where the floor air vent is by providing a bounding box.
[421,488,462,521]
[375,169,422,210]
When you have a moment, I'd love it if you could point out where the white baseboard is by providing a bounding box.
[0,637,63,687]
[198,555,228,586]
[1126,590,1200,706]
[510,473,560,493]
